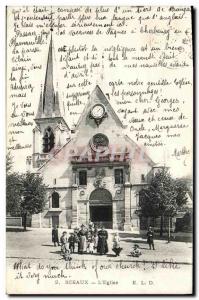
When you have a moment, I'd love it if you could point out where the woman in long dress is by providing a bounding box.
[112,232,123,257]
[97,226,108,255]
[78,224,88,254]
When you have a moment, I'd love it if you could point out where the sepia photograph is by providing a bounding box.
[6,5,193,295]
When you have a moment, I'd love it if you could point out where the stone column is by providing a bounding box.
[86,200,89,226]
[124,182,132,231]
[71,168,78,228]
[71,184,78,228]
[131,188,140,233]
[125,165,130,183]
[112,200,117,230]
[49,216,52,228]
[73,169,77,184]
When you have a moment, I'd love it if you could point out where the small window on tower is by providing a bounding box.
[141,174,145,182]
[115,169,123,184]
[43,127,55,153]
[79,170,87,186]
[52,191,59,208]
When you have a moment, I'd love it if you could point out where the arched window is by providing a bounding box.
[43,127,55,153]
[89,188,112,205]
[52,192,59,208]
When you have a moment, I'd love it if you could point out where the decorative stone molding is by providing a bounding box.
[124,182,132,188]
[116,188,121,194]
[72,184,78,189]
[93,175,106,189]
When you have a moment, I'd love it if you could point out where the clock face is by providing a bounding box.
[91,104,105,119]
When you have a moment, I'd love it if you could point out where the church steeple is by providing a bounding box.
[32,28,70,169]
[36,29,61,119]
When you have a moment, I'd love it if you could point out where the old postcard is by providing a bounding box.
[6,6,193,295]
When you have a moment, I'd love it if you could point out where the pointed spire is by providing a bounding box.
[36,29,61,119]
[96,52,105,88]
[100,52,104,81]
[36,84,43,119]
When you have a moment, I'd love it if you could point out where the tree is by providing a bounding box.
[6,172,23,216]
[19,172,47,230]
[175,178,189,207]
[6,152,13,174]
[6,152,22,216]
[6,164,47,230]
[139,168,182,237]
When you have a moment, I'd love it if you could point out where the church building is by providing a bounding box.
[29,33,162,232]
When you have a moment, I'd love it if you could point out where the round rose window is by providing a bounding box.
[90,133,109,153]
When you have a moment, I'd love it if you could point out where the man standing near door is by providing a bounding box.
[52,225,60,247]
[97,225,109,255]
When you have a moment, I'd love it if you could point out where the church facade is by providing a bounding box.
[29,34,162,232]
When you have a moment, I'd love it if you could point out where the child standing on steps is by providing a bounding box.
[87,232,95,254]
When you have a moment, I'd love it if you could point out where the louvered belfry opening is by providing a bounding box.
[43,127,55,153]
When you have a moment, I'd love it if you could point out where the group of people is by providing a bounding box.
[52,223,155,260]
[52,221,111,260]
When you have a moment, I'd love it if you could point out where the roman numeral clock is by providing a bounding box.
[89,103,108,126]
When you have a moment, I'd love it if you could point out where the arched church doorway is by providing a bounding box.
[89,189,112,229]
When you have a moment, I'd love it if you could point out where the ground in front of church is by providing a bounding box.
[6,227,192,264]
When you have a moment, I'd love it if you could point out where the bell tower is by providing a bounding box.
[32,29,70,169]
